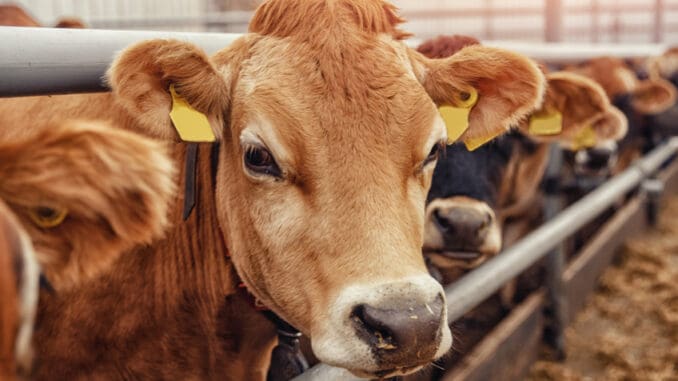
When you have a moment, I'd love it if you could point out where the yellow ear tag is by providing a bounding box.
[169,84,216,142]
[571,125,597,151]
[439,88,479,144]
[464,134,498,151]
[528,111,563,136]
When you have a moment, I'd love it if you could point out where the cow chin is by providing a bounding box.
[309,275,452,376]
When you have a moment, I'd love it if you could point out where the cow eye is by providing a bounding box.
[28,206,68,228]
[244,145,281,178]
[423,143,442,167]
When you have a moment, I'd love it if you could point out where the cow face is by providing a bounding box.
[106,0,545,376]
[0,121,175,291]
[0,200,39,381]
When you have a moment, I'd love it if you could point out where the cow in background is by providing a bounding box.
[0,4,85,28]
[419,36,626,279]
[0,1,547,378]
[567,56,677,172]
[0,201,38,381]
[0,120,175,292]
[0,120,174,379]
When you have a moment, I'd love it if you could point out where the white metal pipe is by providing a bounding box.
[0,27,241,96]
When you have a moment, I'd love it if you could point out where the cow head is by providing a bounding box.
[0,121,175,291]
[106,0,545,376]
[570,57,677,116]
[424,70,620,270]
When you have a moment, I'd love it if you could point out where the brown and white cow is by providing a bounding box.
[0,1,546,378]
[0,201,39,381]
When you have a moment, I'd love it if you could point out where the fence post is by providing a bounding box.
[544,0,563,42]
[654,0,664,43]
[591,0,600,43]
[542,144,567,360]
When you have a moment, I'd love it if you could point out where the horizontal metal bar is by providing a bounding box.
[0,27,241,97]
[444,137,678,323]
[481,41,666,64]
[86,11,253,29]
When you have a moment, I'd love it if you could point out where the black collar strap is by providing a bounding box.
[181,141,308,379]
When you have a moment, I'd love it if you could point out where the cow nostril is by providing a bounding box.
[351,305,397,350]
[432,208,452,232]
[479,212,492,232]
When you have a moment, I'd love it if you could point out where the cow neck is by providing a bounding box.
[182,142,308,378]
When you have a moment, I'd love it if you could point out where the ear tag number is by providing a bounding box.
[169,84,216,142]
[529,111,563,136]
[571,125,597,151]
[439,88,479,144]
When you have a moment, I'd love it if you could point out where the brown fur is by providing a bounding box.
[0,4,39,26]
[0,121,176,291]
[0,1,546,378]
[0,204,21,381]
[570,56,677,115]
[54,18,85,28]
[416,34,480,59]
[0,4,85,28]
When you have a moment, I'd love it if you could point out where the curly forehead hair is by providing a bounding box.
[416,35,481,59]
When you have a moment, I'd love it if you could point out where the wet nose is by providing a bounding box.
[351,293,445,365]
[584,146,615,170]
[432,206,492,248]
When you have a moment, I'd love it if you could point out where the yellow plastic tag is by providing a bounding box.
[439,88,479,144]
[464,134,497,151]
[571,125,597,151]
[528,111,563,136]
[439,105,471,144]
[169,84,216,142]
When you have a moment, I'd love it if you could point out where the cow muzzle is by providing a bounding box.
[311,276,452,378]
[575,141,618,176]
[423,197,502,268]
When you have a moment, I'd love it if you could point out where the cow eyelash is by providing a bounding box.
[243,144,282,178]
[423,141,445,167]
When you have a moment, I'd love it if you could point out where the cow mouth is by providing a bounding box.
[424,249,483,261]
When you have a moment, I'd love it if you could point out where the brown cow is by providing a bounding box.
[567,57,677,172]
[0,120,174,380]
[0,1,546,378]
[0,201,39,381]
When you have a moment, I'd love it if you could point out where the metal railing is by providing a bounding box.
[0,27,669,97]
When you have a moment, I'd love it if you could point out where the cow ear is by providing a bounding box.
[632,78,677,114]
[518,72,611,142]
[107,39,230,141]
[590,106,628,141]
[412,45,545,148]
